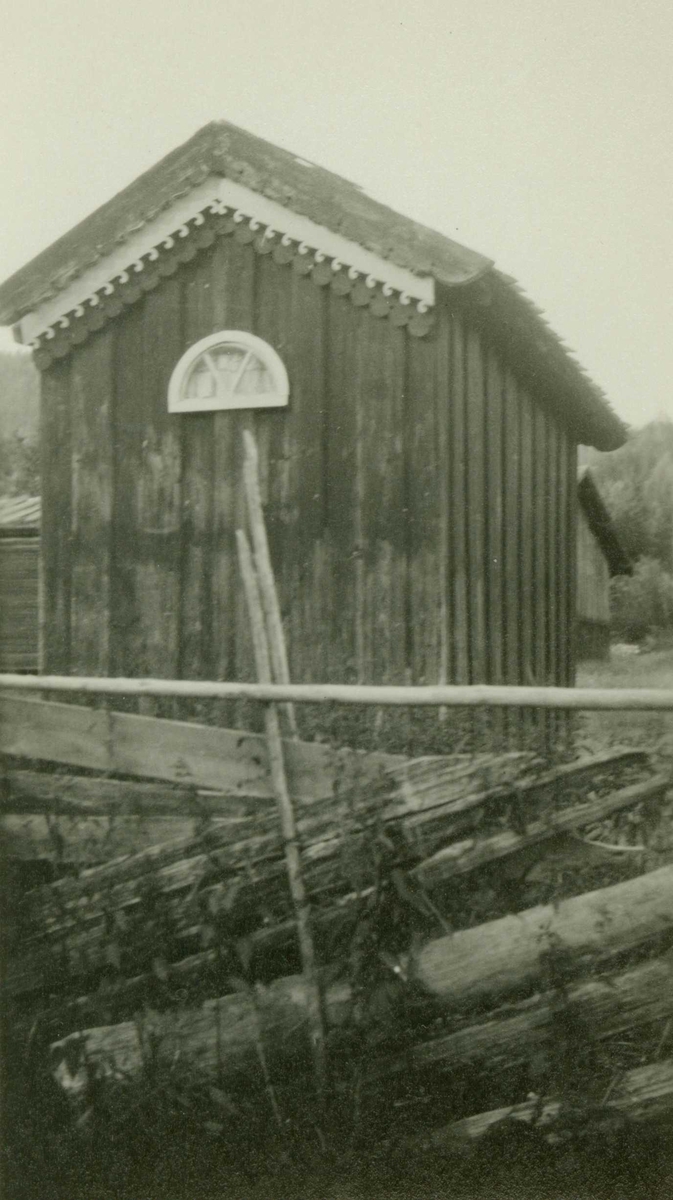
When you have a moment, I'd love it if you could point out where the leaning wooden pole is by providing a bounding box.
[242,429,298,739]
[235,528,326,1099]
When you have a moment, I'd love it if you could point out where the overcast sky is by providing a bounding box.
[1,0,671,428]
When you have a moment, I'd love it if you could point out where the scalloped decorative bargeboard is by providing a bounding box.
[19,176,437,370]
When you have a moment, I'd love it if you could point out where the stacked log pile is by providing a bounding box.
[3,737,673,1153]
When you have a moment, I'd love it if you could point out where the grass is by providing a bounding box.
[577,645,673,758]
[4,650,673,1199]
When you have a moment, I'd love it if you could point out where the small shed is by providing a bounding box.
[0,494,41,672]
[0,121,627,740]
[576,468,631,660]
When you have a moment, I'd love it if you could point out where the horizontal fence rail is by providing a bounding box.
[1,674,673,710]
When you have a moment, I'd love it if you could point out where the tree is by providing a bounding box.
[0,432,40,496]
[610,558,673,642]
[0,350,39,440]
[0,350,40,497]
[588,420,673,572]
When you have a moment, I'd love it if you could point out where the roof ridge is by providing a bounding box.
[0,120,626,451]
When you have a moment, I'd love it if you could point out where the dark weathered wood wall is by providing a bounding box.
[40,239,577,739]
[0,537,39,671]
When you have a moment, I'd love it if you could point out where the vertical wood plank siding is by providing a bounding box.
[282,268,327,686]
[39,245,578,747]
[69,330,114,676]
[109,301,145,705]
[449,315,470,684]
[464,325,487,684]
[0,539,39,671]
[517,375,535,742]
[407,330,442,686]
[41,358,72,673]
[324,290,360,685]
[484,346,505,744]
[179,256,216,693]
[138,281,184,718]
[556,423,571,685]
[209,234,256,728]
[566,439,579,685]
[502,368,521,740]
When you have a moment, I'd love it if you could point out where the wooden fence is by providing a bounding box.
[3,672,673,1160]
[2,673,673,709]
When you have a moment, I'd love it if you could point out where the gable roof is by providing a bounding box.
[578,468,632,576]
[0,120,627,451]
[0,121,488,323]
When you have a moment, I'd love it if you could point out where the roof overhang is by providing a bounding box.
[0,120,488,333]
[578,468,632,575]
[13,174,436,347]
[0,120,628,452]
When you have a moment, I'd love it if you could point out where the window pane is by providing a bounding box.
[184,359,216,399]
[169,333,287,412]
[211,347,248,391]
[237,356,275,395]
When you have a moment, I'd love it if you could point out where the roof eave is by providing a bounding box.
[486,272,628,452]
[0,120,490,326]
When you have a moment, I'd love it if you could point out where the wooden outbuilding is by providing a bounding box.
[576,467,631,660]
[0,122,627,741]
[0,494,40,672]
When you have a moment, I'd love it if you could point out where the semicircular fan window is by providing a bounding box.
[168,331,289,413]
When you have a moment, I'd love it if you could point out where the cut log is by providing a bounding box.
[12,748,649,927]
[413,773,667,888]
[414,862,673,1008]
[421,1056,673,1149]
[5,753,658,1001]
[389,747,646,828]
[48,866,673,1086]
[0,770,254,816]
[5,765,665,1000]
[0,769,255,862]
[0,746,545,819]
[50,976,354,1097]
[0,721,549,858]
[5,748,550,939]
[0,747,645,857]
[0,749,653,866]
[0,813,250,863]
[372,954,673,1083]
[47,947,673,1093]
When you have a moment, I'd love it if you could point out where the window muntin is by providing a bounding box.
[168,331,289,413]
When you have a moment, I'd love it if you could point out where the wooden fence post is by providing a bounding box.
[235,528,327,1101]
[242,429,298,739]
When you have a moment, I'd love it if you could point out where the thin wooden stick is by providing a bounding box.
[3,675,673,710]
[235,529,326,1099]
[242,430,298,738]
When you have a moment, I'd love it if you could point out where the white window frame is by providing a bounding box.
[168,330,289,413]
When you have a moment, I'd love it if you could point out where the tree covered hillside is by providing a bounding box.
[0,350,39,438]
[588,420,673,641]
[0,350,40,495]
